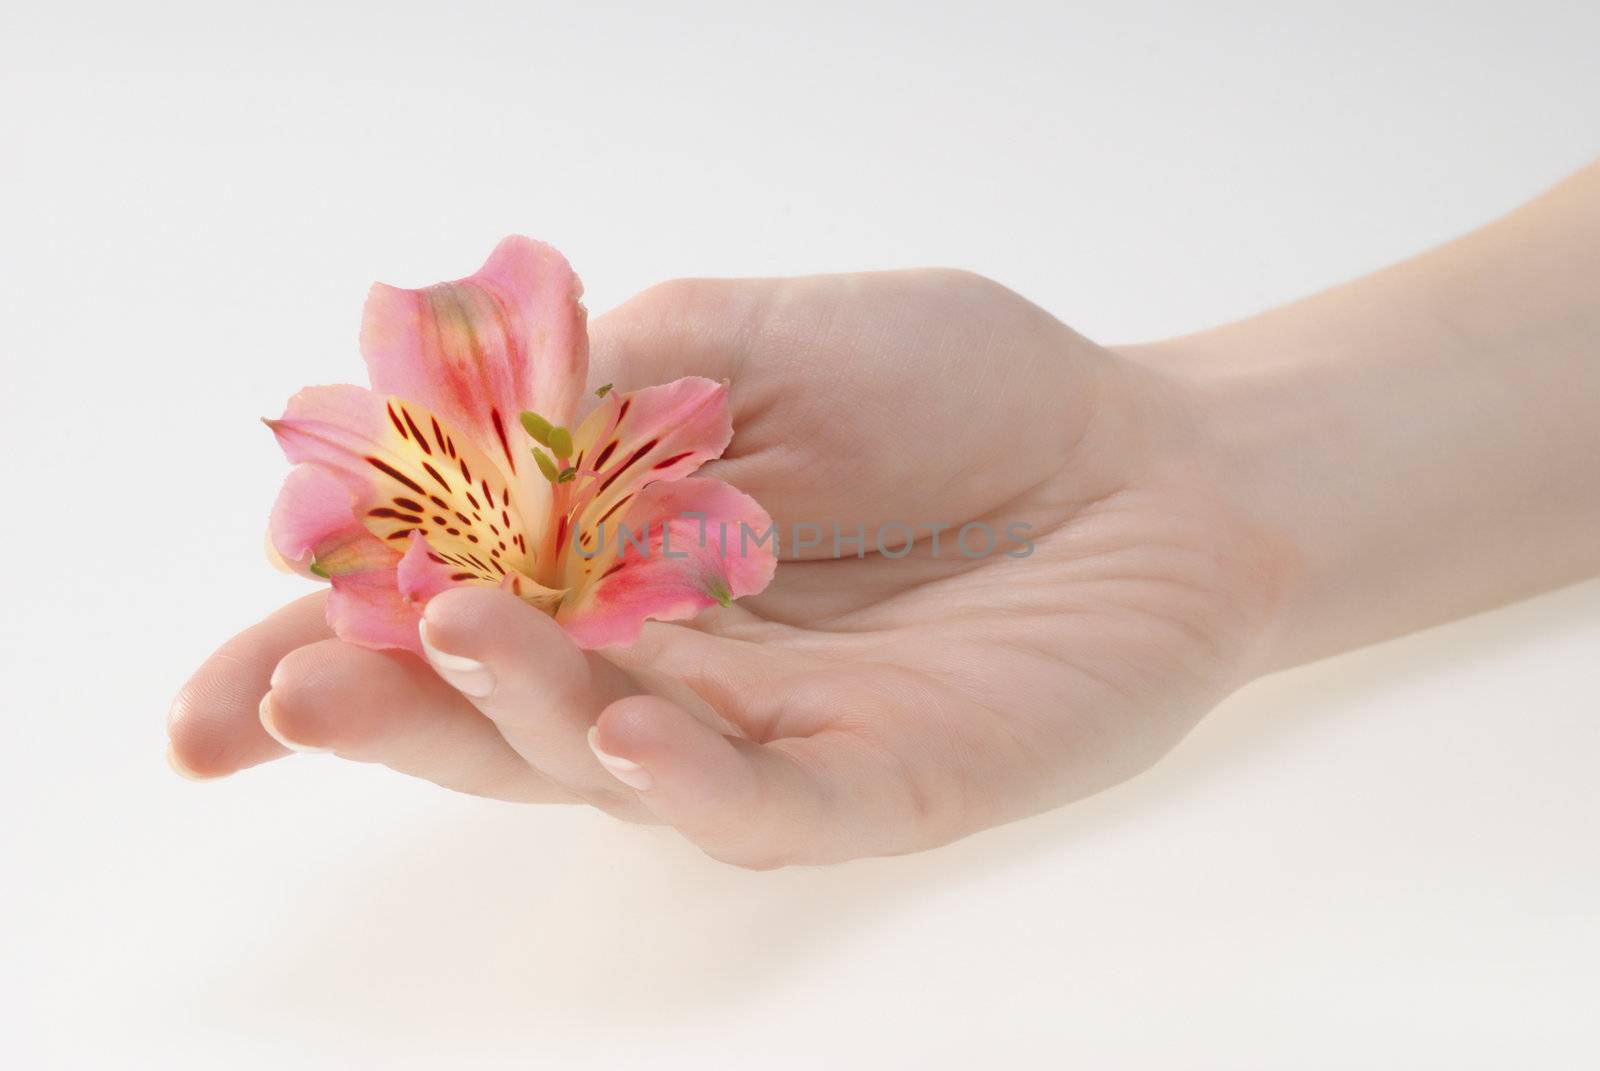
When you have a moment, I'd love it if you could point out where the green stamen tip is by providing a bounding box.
[308,560,330,579]
[595,383,613,398]
[707,578,732,608]
[557,466,577,483]
[519,410,554,447]
[548,426,574,458]
[532,447,560,482]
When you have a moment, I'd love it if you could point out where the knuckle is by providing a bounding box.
[911,265,996,291]
[626,276,710,318]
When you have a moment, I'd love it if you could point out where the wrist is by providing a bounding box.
[1109,338,1325,672]
[1128,275,1600,670]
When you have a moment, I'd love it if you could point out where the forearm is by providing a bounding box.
[1134,162,1600,668]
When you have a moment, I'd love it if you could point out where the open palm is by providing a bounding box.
[170,270,1289,866]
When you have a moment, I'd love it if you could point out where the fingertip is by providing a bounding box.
[257,690,330,753]
[167,683,286,778]
[585,724,655,792]
[261,640,354,752]
[165,592,331,778]
[422,585,582,665]
[166,740,228,782]
[593,696,756,817]
[594,695,726,764]
[421,584,534,633]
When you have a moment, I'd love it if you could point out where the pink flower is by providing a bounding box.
[264,237,776,652]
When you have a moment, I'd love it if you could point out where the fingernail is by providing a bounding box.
[419,621,495,698]
[166,742,226,781]
[258,691,330,753]
[587,726,654,791]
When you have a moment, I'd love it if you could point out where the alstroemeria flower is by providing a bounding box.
[265,237,775,652]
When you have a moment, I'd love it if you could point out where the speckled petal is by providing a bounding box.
[557,476,775,648]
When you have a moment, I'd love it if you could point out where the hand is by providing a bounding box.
[169,269,1293,866]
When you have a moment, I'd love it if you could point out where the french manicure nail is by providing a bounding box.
[258,691,330,753]
[418,621,495,698]
[587,726,654,791]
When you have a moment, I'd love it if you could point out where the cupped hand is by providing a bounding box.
[169,270,1293,867]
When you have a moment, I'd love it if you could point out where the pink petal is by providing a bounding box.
[266,465,420,651]
[360,236,588,486]
[266,383,391,486]
[268,463,369,578]
[326,568,426,653]
[396,531,566,615]
[557,476,776,648]
[267,384,543,583]
[563,377,733,546]
[394,531,469,605]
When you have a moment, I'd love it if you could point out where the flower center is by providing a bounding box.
[360,398,537,587]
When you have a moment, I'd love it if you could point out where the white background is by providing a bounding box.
[3,2,1597,1066]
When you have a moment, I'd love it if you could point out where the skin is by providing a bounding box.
[168,162,1600,868]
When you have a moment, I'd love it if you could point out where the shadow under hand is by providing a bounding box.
[197,795,1054,1057]
[190,582,1598,1058]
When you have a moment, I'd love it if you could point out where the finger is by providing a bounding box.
[167,592,330,779]
[587,278,759,390]
[261,638,570,803]
[587,695,937,868]
[587,280,782,484]
[417,586,640,808]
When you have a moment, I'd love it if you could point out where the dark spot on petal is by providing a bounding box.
[597,493,633,526]
[402,409,432,454]
[369,508,423,523]
[598,440,656,493]
[491,409,517,472]
[366,457,426,496]
[421,462,452,492]
[386,403,408,439]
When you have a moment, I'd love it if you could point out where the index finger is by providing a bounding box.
[166,591,332,778]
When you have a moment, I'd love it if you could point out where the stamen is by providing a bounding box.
[532,447,560,483]
[519,410,554,446]
[548,426,574,458]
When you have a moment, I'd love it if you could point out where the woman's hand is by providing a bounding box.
[169,269,1292,866]
[169,162,1600,867]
